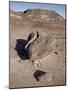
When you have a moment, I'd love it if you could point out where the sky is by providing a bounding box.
[10,1,66,18]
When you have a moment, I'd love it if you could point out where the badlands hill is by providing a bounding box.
[10,9,65,24]
[10,9,65,34]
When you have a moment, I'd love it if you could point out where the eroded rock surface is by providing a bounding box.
[27,31,56,61]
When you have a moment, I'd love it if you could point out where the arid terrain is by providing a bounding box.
[9,9,66,88]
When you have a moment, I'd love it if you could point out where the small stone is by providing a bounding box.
[56,45,58,47]
[19,60,21,63]
[54,52,58,54]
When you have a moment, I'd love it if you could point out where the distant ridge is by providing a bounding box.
[10,9,65,25]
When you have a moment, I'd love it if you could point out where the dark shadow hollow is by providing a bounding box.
[23,10,28,14]
[33,70,46,81]
[15,39,29,60]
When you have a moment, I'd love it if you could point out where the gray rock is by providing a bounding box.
[27,31,56,61]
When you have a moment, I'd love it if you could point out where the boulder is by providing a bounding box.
[27,31,56,61]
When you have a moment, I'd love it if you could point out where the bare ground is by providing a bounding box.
[9,13,66,88]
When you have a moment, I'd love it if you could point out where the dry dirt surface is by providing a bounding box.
[9,9,66,88]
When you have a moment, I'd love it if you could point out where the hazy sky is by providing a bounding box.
[10,1,65,18]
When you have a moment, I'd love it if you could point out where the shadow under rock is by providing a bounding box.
[33,70,46,81]
[15,39,29,60]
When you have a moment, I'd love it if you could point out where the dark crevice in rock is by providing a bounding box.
[33,70,46,81]
[15,39,29,60]
[54,52,58,54]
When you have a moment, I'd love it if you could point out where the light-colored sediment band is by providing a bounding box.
[25,31,37,49]
[10,14,22,19]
